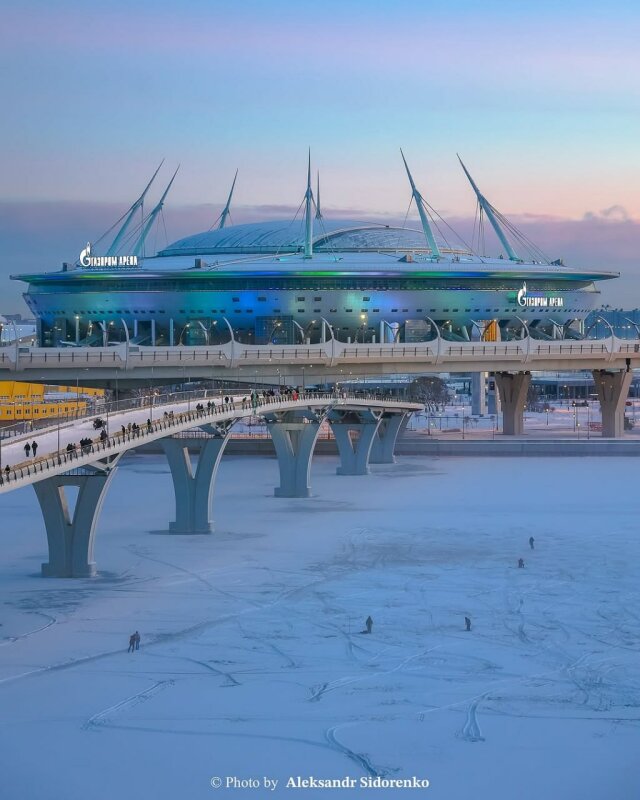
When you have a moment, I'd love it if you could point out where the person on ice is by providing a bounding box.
[134,631,141,650]
[465,616,472,632]
[128,633,136,653]
[529,536,535,550]
[365,616,373,634]
[518,558,525,568]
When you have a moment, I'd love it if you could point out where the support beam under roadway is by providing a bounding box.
[494,371,531,436]
[265,410,324,497]
[34,460,120,578]
[592,368,632,438]
[328,409,381,475]
[160,425,231,534]
[368,412,410,464]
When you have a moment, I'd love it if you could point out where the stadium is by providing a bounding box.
[13,156,617,348]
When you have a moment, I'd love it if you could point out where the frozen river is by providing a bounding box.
[0,453,638,799]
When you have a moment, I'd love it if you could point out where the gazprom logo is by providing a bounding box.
[517,282,563,308]
[79,242,92,267]
[517,281,527,306]
[78,242,138,268]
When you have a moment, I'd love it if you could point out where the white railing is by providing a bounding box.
[1,336,639,373]
[0,391,420,493]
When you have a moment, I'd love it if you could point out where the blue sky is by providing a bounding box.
[1,0,640,310]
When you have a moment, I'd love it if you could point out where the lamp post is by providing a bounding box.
[267,320,282,344]
[358,313,367,344]
[178,323,191,345]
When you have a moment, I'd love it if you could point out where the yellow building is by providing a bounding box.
[0,381,104,422]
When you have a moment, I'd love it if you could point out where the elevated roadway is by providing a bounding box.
[1,336,640,385]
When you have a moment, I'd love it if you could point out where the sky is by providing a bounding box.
[1,0,640,311]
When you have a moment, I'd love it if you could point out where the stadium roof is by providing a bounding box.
[158,219,447,257]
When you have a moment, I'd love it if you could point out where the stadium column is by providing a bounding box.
[592,368,632,438]
[34,457,121,577]
[327,408,381,475]
[160,422,233,533]
[263,408,324,497]
[494,371,531,436]
[368,411,410,464]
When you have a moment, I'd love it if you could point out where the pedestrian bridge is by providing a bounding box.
[0,391,421,578]
[2,335,640,383]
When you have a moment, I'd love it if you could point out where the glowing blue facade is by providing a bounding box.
[14,217,616,347]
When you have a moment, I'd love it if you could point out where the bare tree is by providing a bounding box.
[410,376,450,412]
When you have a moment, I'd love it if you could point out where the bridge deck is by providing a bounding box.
[0,392,421,494]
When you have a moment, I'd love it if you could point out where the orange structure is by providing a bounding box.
[0,381,103,422]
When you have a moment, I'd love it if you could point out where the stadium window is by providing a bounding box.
[297,296,305,301]
[345,309,353,313]
[273,308,281,313]
[362,296,370,301]
[330,308,337,313]
[258,297,266,301]
[232,297,240,302]
[314,296,322,301]
[314,309,321,313]
[373,309,380,313]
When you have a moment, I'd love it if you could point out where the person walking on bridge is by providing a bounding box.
[31,440,38,457]
[24,442,31,459]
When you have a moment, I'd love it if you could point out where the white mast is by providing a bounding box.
[304,150,313,258]
[457,155,521,262]
[400,150,441,258]
[132,166,180,257]
[106,160,164,256]
[217,169,237,230]
[315,171,322,220]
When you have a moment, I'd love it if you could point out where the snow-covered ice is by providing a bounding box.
[0,453,638,799]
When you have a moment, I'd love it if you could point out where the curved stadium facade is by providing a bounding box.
[13,159,617,348]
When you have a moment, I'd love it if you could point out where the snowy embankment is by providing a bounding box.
[0,454,638,799]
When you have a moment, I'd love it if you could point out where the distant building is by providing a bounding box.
[0,382,104,425]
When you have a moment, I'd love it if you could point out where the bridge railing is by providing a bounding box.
[4,335,640,373]
[0,392,419,491]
